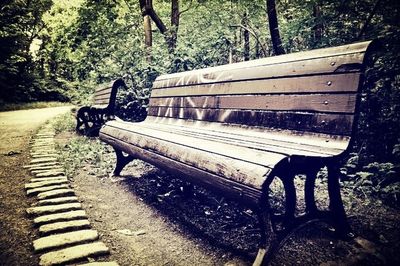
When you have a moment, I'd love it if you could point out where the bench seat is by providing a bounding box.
[100,116,349,204]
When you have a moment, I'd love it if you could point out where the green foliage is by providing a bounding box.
[50,111,76,134]
[0,101,70,112]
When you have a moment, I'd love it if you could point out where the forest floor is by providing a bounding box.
[0,108,399,266]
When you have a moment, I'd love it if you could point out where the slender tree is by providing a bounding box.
[266,0,285,55]
[242,12,250,61]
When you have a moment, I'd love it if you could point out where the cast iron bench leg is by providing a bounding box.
[113,148,135,176]
[305,168,319,214]
[327,163,353,238]
[254,193,278,266]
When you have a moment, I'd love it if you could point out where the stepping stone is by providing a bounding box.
[33,229,98,252]
[31,168,65,174]
[79,262,119,266]
[23,162,59,169]
[25,179,68,189]
[36,196,79,206]
[30,154,56,158]
[27,202,81,216]
[30,176,68,183]
[39,242,109,266]
[37,188,75,200]
[31,154,58,159]
[28,165,61,171]
[31,149,56,153]
[30,157,58,164]
[34,210,87,225]
[31,145,56,150]
[39,219,91,235]
[36,171,65,178]
[27,184,70,196]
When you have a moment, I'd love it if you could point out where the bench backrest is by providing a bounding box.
[149,41,373,142]
[93,78,126,112]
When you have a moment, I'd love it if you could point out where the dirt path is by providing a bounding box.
[0,107,72,266]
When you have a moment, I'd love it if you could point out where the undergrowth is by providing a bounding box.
[0,101,71,112]
[51,111,114,179]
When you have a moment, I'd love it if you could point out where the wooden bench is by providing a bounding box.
[76,78,126,136]
[99,41,375,264]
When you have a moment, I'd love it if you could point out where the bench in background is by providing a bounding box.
[76,78,126,136]
[99,41,375,265]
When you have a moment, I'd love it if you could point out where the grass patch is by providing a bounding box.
[50,111,76,134]
[50,111,115,178]
[0,101,72,112]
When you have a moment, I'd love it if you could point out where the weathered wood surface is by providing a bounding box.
[147,107,355,135]
[153,41,370,88]
[100,131,263,204]
[101,116,351,191]
[149,94,357,113]
[148,41,371,136]
[152,73,361,97]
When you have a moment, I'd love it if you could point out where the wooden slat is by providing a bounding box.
[147,116,350,151]
[153,53,364,89]
[94,99,109,105]
[147,107,354,135]
[104,121,284,168]
[154,41,371,86]
[151,73,360,97]
[94,94,112,101]
[101,122,277,189]
[136,119,348,156]
[95,88,112,97]
[99,132,263,205]
[149,94,357,113]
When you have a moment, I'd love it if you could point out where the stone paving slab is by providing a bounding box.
[27,163,61,171]
[36,171,65,178]
[30,176,68,183]
[31,169,65,175]
[33,229,98,252]
[34,210,87,225]
[79,261,119,266]
[30,149,56,153]
[39,219,91,235]
[37,188,75,200]
[27,202,82,216]
[30,157,58,164]
[31,154,59,159]
[39,242,109,266]
[30,176,67,182]
[36,196,79,206]
[23,162,59,169]
[25,179,68,189]
[27,184,70,196]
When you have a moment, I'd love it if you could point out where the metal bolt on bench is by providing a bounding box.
[99,41,376,265]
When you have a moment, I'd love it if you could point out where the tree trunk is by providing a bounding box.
[313,4,323,44]
[140,0,167,34]
[169,0,179,52]
[242,12,250,61]
[266,0,285,55]
[143,14,152,62]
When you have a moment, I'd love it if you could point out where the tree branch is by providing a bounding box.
[229,25,268,56]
